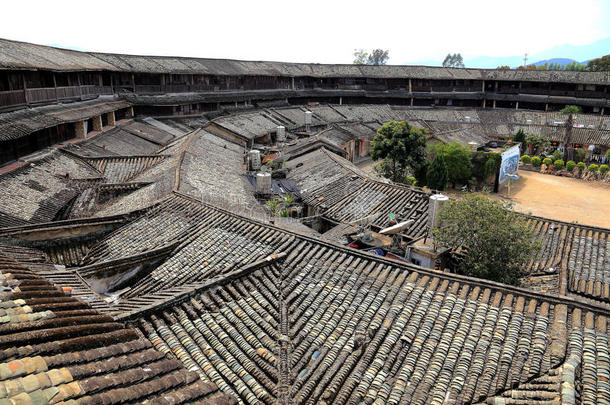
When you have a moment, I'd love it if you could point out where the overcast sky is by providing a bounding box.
[2,0,609,65]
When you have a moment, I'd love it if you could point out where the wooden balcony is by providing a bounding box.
[0,85,113,110]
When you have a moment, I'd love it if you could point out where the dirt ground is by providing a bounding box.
[496,170,610,228]
[357,159,610,228]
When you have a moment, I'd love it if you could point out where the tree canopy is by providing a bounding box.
[513,129,527,153]
[525,133,549,155]
[370,121,427,182]
[560,105,582,160]
[427,153,448,191]
[586,55,610,71]
[442,53,465,68]
[353,49,389,65]
[432,195,541,285]
[431,142,472,186]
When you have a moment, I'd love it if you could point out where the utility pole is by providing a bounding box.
[523,53,528,67]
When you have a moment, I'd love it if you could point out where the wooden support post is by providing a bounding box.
[410,97,414,107]
[493,99,496,109]
[106,111,116,126]
[408,79,412,93]
[482,99,486,108]
[74,121,86,139]
[22,74,29,105]
[92,115,103,132]
[77,73,83,98]
[482,80,485,92]
[515,101,519,110]
[128,106,134,118]
[131,74,136,93]
[53,73,58,101]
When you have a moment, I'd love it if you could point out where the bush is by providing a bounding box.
[606,150,610,160]
[574,148,586,163]
[542,158,552,167]
[588,164,599,172]
[566,160,576,172]
[405,176,416,186]
[577,162,586,171]
[553,159,564,170]
[520,155,531,164]
[552,150,562,161]
[431,195,541,285]
[531,156,542,167]
[600,164,609,175]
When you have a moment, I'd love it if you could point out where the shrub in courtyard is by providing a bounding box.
[553,159,564,170]
[531,156,541,167]
[588,164,599,172]
[566,161,576,172]
[600,164,609,175]
[542,158,552,167]
[577,162,586,171]
[520,155,531,164]
[552,150,562,161]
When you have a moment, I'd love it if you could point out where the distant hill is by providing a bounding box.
[413,37,609,68]
[531,58,578,67]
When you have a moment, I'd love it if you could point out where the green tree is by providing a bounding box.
[587,55,610,71]
[525,133,549,155]
[371,121,428,182]
[432,142,472,187]
[442,53,465,68]
[432,195,541,285]
[560,105,582,161]
[513,129,527,153]
[353,49,389,65]
[427,154,449,191]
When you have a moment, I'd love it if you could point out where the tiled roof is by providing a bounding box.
[0,250,236,404]
[0,99,130,142]
[287,149,430,238]
[2,38,608,84]
[85,194,610,405]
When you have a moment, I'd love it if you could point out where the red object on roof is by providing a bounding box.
[262,153,279,164]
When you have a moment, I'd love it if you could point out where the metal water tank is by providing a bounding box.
[249,150,261,170]
[304,111,313,125]
[256,172,272,194]
[428,194,449,229]
[276,126,286,142]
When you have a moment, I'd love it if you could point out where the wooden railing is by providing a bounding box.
[0,85,114,109]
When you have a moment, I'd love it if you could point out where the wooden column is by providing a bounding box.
[408,79,412,93]
[53,73,59,101]
[92,115,102,132]
[77,73,83,98]
[22,73,29,105]
[106,111,116,126]
[74,121,86,139]
[131,74,136,93]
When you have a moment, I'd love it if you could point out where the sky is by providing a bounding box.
[1,0,609,66]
